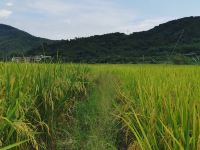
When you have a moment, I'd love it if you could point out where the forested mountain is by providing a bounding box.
[28,16,200,63]
[1,16,200,63]
[0,24,52,57]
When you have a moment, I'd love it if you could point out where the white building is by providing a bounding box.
[11,55,52,63]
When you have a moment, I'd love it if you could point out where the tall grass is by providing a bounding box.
[1,64,200,150]
[110,65,200,150]
[0,63,90,149]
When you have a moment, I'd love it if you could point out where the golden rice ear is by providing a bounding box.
[0,63,91,149]
[128,142,141,150]
[197,135,200,150]
[0,139,2,147]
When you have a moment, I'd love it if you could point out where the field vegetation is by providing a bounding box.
[0,63,199,150]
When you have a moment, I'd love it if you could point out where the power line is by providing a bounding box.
[170,29,185,56]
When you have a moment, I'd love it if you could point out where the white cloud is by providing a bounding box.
[2,0,173,39]
[6,2,14,7]
[0,9,12,19]
[6,0,137,39]
[117,17,176,34]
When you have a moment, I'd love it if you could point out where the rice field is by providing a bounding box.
[0,63,200,150]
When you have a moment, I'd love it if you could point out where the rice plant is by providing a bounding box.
[0,64,199,150]
[111,65,200,150]
[0,63,90,149]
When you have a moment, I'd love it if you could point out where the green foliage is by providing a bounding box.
[170,54,192,64]
[108,65,200,150]
[0,63,90,149]
[0,64,200,150]
[2,17,200,63]
[0,24,52,56]
[27,17,200,63]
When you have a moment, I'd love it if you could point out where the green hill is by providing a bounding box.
[0,24,52,57]
[2,16,200,63]
[28,16,200,63]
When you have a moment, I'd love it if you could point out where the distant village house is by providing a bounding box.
[11,55,52,63]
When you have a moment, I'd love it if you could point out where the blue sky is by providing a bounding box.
[0,0,199,39]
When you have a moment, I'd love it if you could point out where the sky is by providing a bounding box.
[0,0,200,40]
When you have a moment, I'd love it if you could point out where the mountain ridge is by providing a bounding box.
[0,24,53,57]
[1,16,200,63]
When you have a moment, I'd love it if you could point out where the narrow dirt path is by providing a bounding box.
[73,73,118,150]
